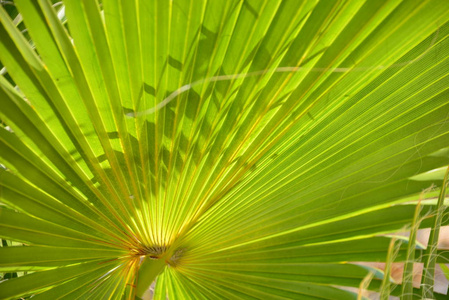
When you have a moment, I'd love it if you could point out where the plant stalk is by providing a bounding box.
[135,257,166,298]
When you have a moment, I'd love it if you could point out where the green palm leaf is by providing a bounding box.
[1,0,449,299]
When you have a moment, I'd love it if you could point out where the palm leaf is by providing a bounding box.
[1,0,449,299]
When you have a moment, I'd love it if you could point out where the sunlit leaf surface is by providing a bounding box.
[1,0,449,299]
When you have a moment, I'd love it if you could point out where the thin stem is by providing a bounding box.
[421,165,449,299]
